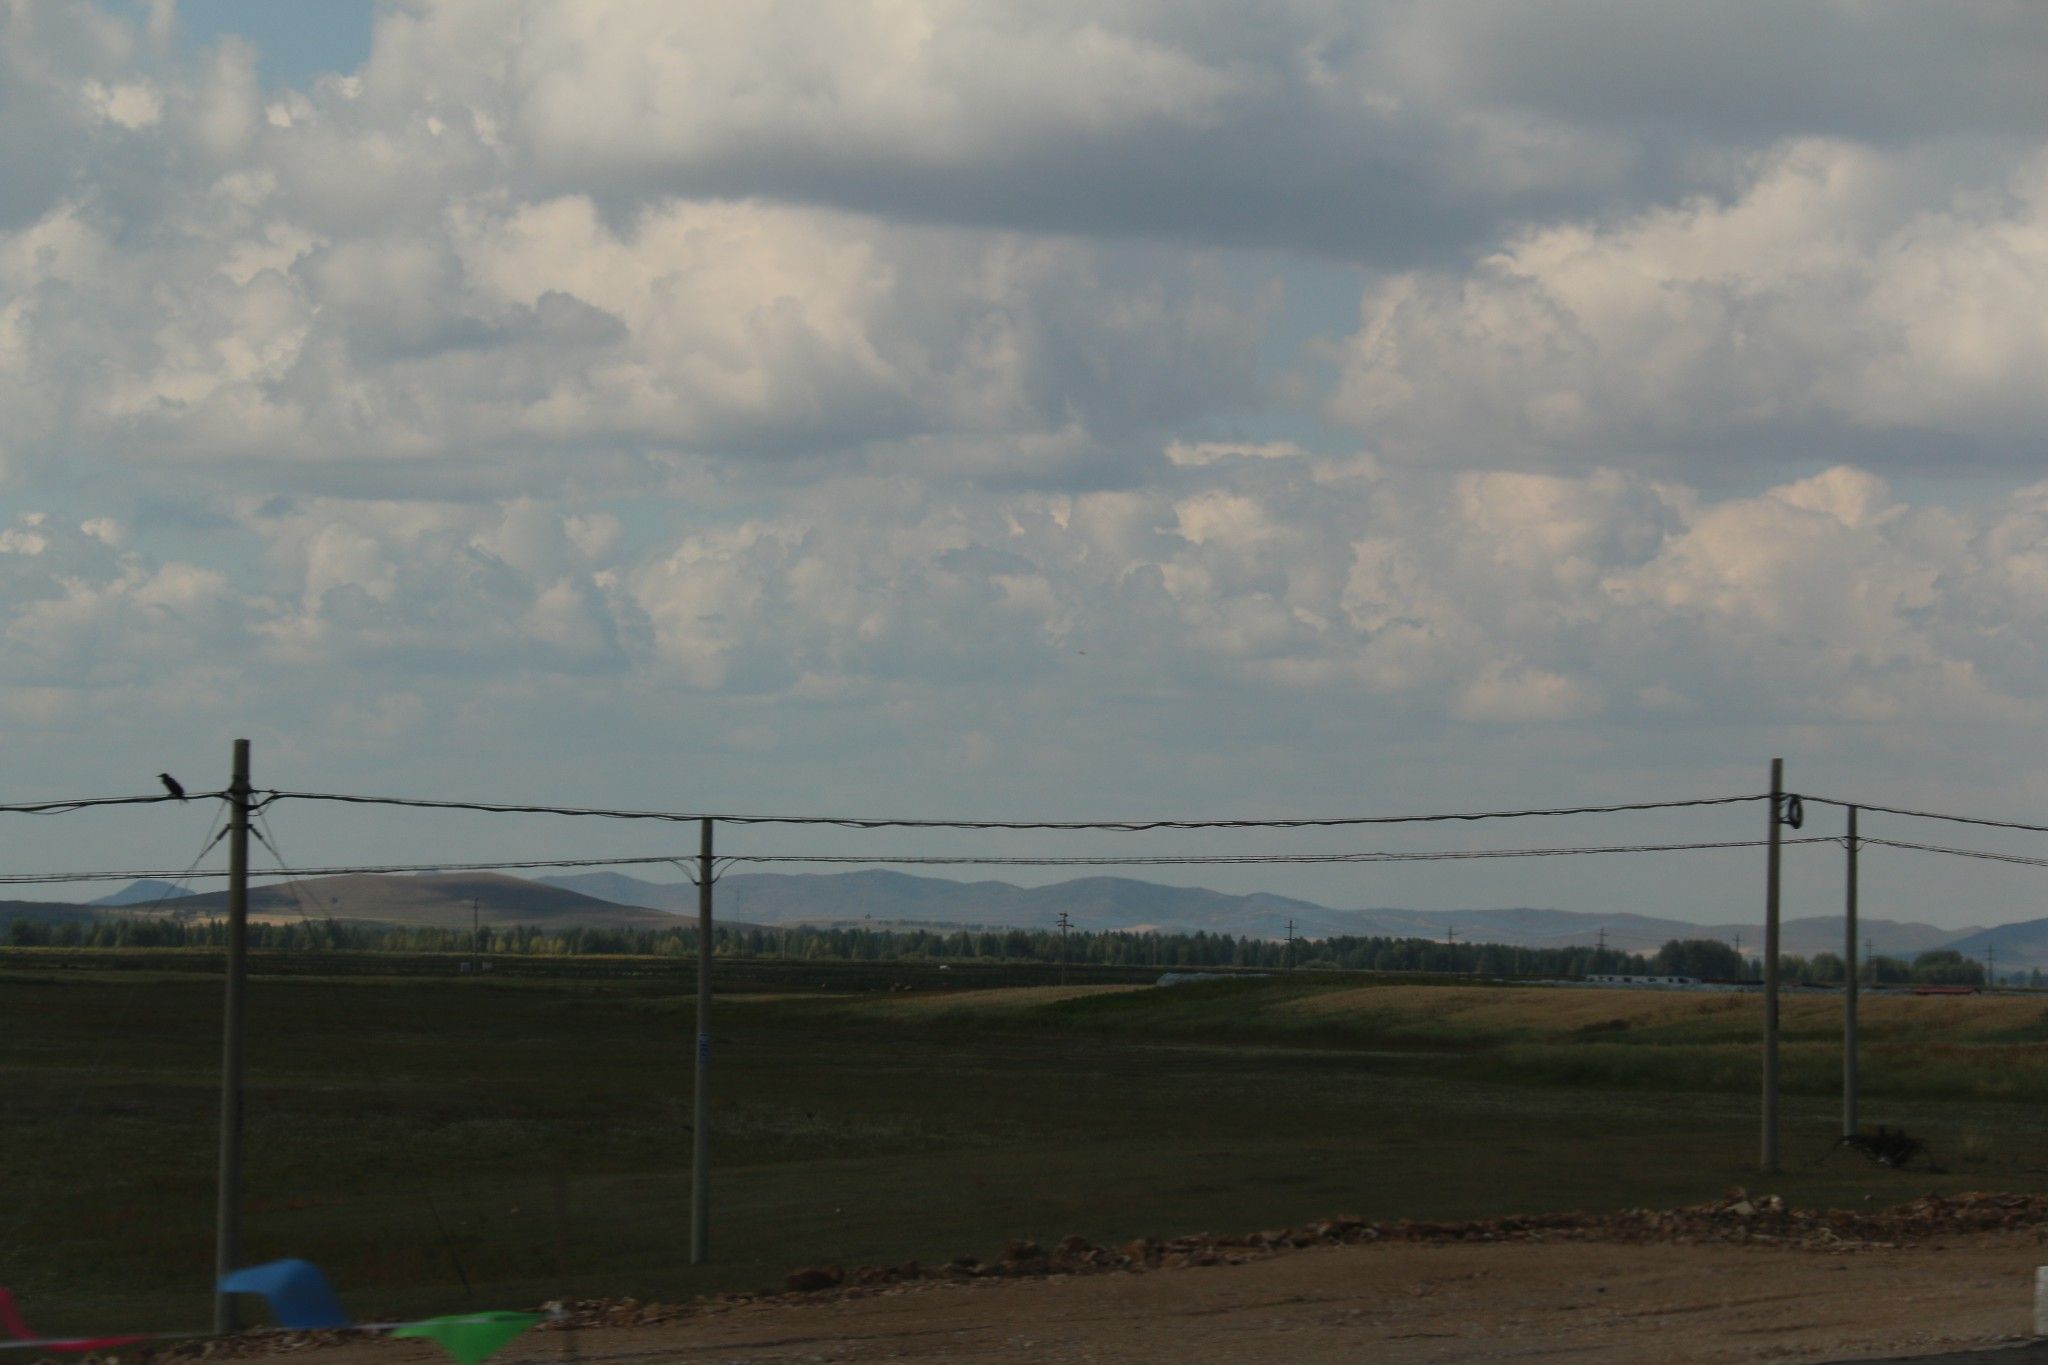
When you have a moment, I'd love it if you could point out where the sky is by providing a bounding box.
[6,1,2048,930]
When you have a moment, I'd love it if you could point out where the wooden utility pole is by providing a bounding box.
[1843,805,1858,1137]
[690,818,713,1264]
[214,739,252,1333]
[1762,757,1784,1172]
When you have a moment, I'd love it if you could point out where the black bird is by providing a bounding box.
[159,773,186,801]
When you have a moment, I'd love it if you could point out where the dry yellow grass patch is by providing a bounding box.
[858,984,1147,1015]
[1853,994,2048,1032]
[1279,984,2048,1039]
[1281,985,1729,1032]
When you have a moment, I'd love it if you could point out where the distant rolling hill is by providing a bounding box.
[91,878,189,907]
[539,869,1971,957]
[545,869,1347,936]
[134,872,682,931]
[43,867,1985,959]
[1943,919,2048,974]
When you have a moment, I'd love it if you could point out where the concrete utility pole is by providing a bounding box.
[1056,912,1072,986]
[214,739,252,1333]
[1762,757,1784,1173]
[1843,805,1858,1138]
[691,818,713,1265]
[1285,918,1297,971]
[471,897,480,974]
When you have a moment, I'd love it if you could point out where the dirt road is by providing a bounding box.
[216,1231,2048,1364]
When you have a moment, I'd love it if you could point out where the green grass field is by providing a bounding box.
[6,955,2048,1336]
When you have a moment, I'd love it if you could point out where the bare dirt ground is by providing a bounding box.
[206,1231,2048,1365]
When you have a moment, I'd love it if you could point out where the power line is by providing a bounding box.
[716,838,1834,866]
[0,791,222,815]
[1805,795,2048,837]
[252,789,1767,831]
[14,782,2048,855]
[251,811,337,942]
[0,853,694,887]
[0,836,1838,888]
[1859,836,2048,870]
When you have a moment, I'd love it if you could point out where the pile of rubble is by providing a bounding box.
[546,1189,2048,1330]
[118,1192,2048,1361]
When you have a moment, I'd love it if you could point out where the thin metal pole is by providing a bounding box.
[1762,757,1783,1172]
[690,817,713,1265]
[214,739,251,1333]
[1843,805,1859,1138]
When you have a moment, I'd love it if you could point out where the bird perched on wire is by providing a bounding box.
[159,773,187,801]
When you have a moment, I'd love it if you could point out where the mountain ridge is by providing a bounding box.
[118,871,682,931]
[538,869,1976,958]
[15,867,2007,962]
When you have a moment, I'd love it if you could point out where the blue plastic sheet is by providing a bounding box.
[217,1259,351,1330]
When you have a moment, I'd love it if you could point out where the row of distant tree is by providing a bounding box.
[1652,938,1992,985]
[5,914,1643,973]
[0,917,2011,984]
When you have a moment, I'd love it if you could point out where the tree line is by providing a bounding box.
[3,917,2008,983]
[6,914,1651,973]
[1652,938,1994,985]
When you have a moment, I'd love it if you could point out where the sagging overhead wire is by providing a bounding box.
[0,791,224,815]
[1859,836,2048,870]
[712,837,1836,867]
[251,789,1768,831]
[1805,794,2048,837]
[0,835,1838,888]
[251,811,338,940]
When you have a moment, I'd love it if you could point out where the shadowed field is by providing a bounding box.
[4,958,2046,1337]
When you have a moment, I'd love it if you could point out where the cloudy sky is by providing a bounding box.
[7,0,2048,928]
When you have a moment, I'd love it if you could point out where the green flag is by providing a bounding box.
[391,1311,544,1365]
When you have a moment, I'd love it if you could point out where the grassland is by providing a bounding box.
[5,956,2048,1337]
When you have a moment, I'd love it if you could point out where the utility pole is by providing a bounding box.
[1285,918,1297,971]
[1596,927,1607,964]
[471,898,480,974]
[1843,805,1858,1138]
[1987,944,1998,989]
[690,818,713,1265]
[1056,912,1072,986]
[1762,757,1785,1173]
[214,739,252,1333]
